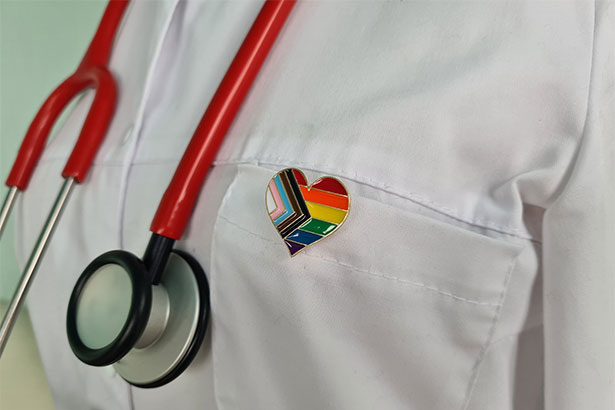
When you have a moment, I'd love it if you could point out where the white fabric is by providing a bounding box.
[13,0,614,409]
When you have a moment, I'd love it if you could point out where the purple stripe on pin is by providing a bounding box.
[284,240,305,256]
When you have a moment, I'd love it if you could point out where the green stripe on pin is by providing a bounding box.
[299,218,338,236]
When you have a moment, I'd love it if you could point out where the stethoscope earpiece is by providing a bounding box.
[67,248,210,387]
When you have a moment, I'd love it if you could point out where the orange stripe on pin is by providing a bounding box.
[299,186,349,210]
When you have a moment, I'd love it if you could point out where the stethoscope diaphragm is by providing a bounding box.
[67,250,209,387]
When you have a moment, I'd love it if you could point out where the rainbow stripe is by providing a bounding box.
[267,168,349,256]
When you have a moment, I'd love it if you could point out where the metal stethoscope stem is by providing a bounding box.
[0,187,18,239]
[0,178,74,356]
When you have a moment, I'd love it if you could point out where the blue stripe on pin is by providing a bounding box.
[286,229,322,246]
[273,175,293,225]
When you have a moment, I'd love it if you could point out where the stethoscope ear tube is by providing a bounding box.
[66,250,152,366]
[143,234,175,285]
[5,0,129,190]
[149,0,296,240]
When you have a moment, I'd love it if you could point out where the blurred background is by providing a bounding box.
[1,2,106,409]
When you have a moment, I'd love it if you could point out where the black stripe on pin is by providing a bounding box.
[280,169,311,238]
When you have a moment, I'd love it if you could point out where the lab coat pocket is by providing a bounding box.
[209,164,522,410]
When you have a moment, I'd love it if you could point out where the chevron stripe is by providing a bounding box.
[278,170,311,238]
[272,175,293,226]
[269,171,312,237]
[268,180,285,220]
[275,172,302,231]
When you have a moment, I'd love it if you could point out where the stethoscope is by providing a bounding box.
[0,0,296,388]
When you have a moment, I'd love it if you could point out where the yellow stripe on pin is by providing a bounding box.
[305,201,347,225]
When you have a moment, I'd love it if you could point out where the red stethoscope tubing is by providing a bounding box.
[5,0,129,190]
[150,0,296,240]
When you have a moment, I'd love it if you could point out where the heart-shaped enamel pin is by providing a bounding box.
[266,168,350,257]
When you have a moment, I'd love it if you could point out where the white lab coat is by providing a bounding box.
[14,1,614,409]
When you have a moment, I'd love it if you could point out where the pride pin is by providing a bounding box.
[266,168,350,257]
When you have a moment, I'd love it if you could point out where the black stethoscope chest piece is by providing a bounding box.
[67,247,209,388]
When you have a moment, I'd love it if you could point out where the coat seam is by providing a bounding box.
[32,157,542,243]
[461,253,520,410]
[218,214,504,307]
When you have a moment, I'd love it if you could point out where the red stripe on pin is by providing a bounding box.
[292,169,307,186]
[311,178,347,196]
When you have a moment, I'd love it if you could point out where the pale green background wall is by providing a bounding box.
[0,1,106,301]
